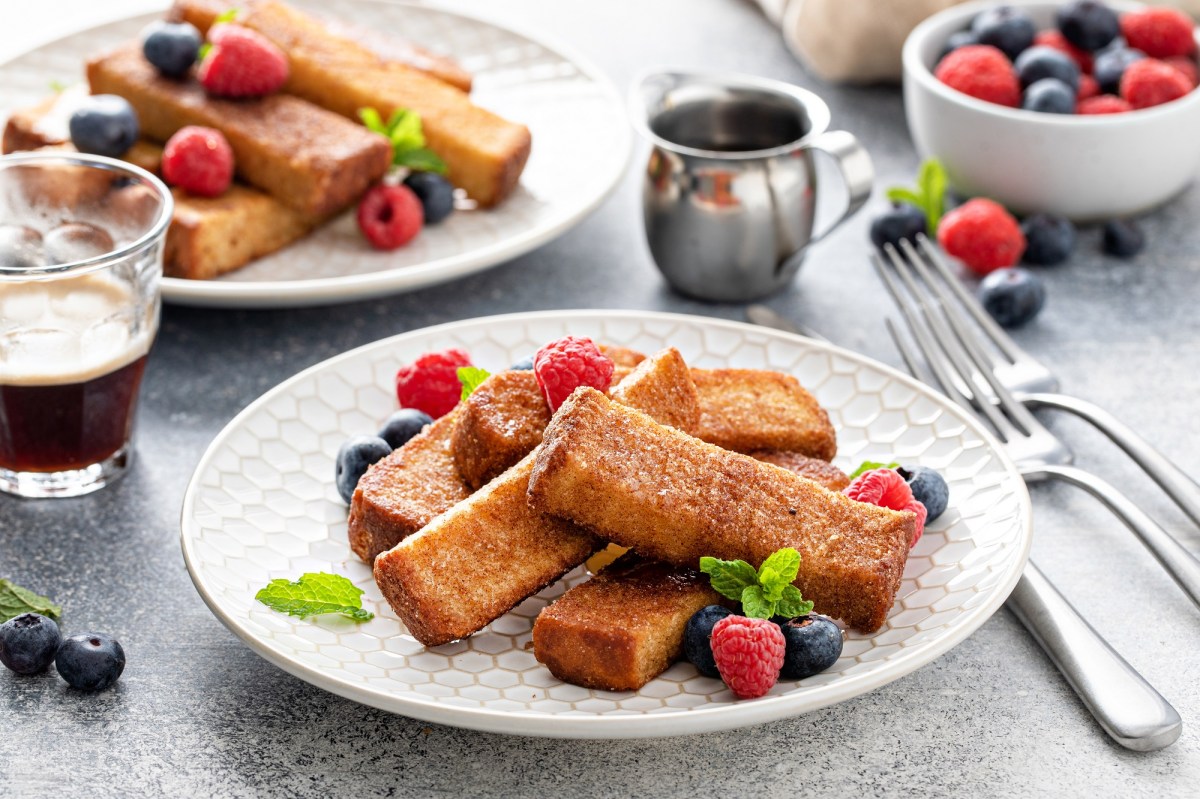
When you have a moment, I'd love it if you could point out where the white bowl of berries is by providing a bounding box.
[903,0,1200,220]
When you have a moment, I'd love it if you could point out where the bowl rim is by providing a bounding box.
[902,0,1200,126]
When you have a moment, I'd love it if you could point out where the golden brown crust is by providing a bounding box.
[609,348,700,435]
[597,344,647,368]
[527,389,912,633]
[750,451,851,491]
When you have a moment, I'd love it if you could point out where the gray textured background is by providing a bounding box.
[1,1,1198,796]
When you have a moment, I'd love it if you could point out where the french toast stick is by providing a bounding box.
[86,43,392,216]
[751,451,851,491]
[532,555,719,691]
[373,348,700,646]
[172,0,531,207]
[527,388,914,633]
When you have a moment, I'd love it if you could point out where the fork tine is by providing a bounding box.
[884,319,976,417]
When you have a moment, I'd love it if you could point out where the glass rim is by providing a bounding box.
[0,151,174,281]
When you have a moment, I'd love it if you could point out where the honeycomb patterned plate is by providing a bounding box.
[0,1,629,309]
[180,311,1032,738]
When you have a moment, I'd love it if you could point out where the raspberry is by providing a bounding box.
[1077,73,1100,100]
[198,24,289,98]
[1034,29,1094,74]
[532,336,615,412]
[709,616,785,699]
[1077,95,1134,114]
[845,468,928,547]
[161,126,233,197]
[936,198,1025,276]
[1120,58,1192,109]
[394,348,472,419]
[1120,7,1196,59]
[935,45,1021,107]
[357,185,424,250]
[1165,55,1200,88]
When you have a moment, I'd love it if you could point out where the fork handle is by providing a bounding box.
[1023,464,1200,611]
[1007,561,1182,751]
[1021,392,1200,529]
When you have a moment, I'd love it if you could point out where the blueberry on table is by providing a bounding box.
[68,95,140,158]
[1094,47,1145,94]
[141,20,202,78]
[1057,0,1120,52]
[403,172,456,225]
[869,204,927,251]
[1022,79,1076,114]
[684,605,734,678]
[971,6,1036,60]
[898,466,950,522]
[978,267,1046,328]
[776,614,843,680]
[1021,214,1076,266]
[1102,220,1145,258]
[55,633,125,691]
[0,613,62,675]
[1015,46,1081,90]
[0,225,44,269]
[335,436,393,503]
[378,408,434,449]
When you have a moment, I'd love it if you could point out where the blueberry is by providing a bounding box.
[978,268,1046,328]
[898,466,949,522]
[141,21,202,79]
[0,225,44,269]
[684,605,733,678]
[1022,79,1076,114]
[1057,0,1120,52]
[971,6,1036,60]
[1102,219,1145,258]
[68,95,140,158]
[378,408,433,449]
[403,172,455,225]
[1020,214,1076,265]
[0,613,62,675]
[869,204,927,251]
[1015,46,1080,91]
[510,355,535,370]
[54,632,125,691]
[335,436,392,504]
[1094,47,1145,94]
[42,222,115,265]
[938,29,979,64]
[776,614,843,680]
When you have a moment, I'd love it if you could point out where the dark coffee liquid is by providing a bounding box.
[0,354,148,472]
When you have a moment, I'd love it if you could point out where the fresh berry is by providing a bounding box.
[1094,47,1145,94]
[709,615,786,699]
[509,354,535,371]
[0,613,62,675]
[935,45,1021,107]
[0,225,43,269]
[776,614,843,680]
[197,24,289,98]
[1121,7,1196,59]
[1078,94,1134,114]
[1077,73,1101,100]
[978,268,1046,328]
[68,95,139,158]
[898,466,950,522]
[844,467,927,546]
[141,20,202,78]
[869,204,927,251]
[1022,78,1077,113]
[377,408,434,450]
[532,336,615,412]
[1165,55,1200,87]
[937,198,1025,275]
[334,435,392,503]
[403,172,455,225]
[971,6,1035,61]
[162,126,234,197]
[42,223,114,265]
[394,348,472,419]
[1020,214,1076,266]
[1057,1,1120,52]
[1034,29,1094,73]
[1121,58,1192,109]
[1015,46,1081,90]
[939,29,980,63]
[54,633,125,691]
[357,184,424,250]
[1102,219,1145,258]
[684,605,734,678]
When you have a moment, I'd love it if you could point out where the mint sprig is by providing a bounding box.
[359,106,448,175]
[214,8,239,23]
[0,579,62,624]
[255,573,374,622]
[886,158,947,235]
[699,548,814,620]
[849,460,900,479]
[458,366,491,401]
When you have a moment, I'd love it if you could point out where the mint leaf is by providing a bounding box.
[49,79,67,94]
[702,548,815,619]
[776,585,814,618]
[0,579,62,624]
[740,585,774,619]
[885,187,924,209]
[884,158,947,236]
[458,366,491,401]
[359,106,447,174]
[214,7,239,23]
[255,573,374,622]
[359,107,386,136]
[699,556,758,602]
[849,460,899,479]
[387,108,425,152]
[758,547,800,588]
[198,42,212,61]
[396,148,448,175]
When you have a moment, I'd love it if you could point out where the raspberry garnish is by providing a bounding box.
[161,126,234,197]
[532,336,615,412]
[357,185,424,250]
[844,467,928,547]
[1120,58,1192,109]
[395,348,472,419]
[198,24,289,98]
[1165,56,1200,88]
[1077,95,1133,115]
[710,615,786,699]
[1120,7,1197,60]
[936,198,1025,276]
[1033,29,1094,74]
[1077,73,1100,101]
[934,45,1021,108]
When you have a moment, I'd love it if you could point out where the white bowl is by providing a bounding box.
[903,0,1200,220]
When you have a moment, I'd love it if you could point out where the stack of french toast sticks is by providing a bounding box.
[1,0,531,280]
[355,346,916,691]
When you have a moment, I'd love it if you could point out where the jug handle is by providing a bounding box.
[803,130,874,244]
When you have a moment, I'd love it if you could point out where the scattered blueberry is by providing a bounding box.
[869,204,927,251]
[971,6,1036,61]
[55,633,125,691]
[403,172,455,225]
[1022,79,1076,114]
[1102,219,1145,258]
[1094,47,1145,94]
[1015,46,1080,91]
[776,614,843,680]
[1021,214,1076,266]
[42,222,115,265]
[335,435,393,503]
[68,95,140,158]
[0,225,44,269]
[1056,0,1120,52]
[684,605,734,678]
[141,20,202,79]
[378,408,433,449]
[898,466,950,522]
[0,613,62,675]
[510,354,535,370]
[978,267,1046,328]
[939,29,979,64]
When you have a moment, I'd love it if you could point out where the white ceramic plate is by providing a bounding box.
[179,311,1032,738]
[0,1,630,308]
